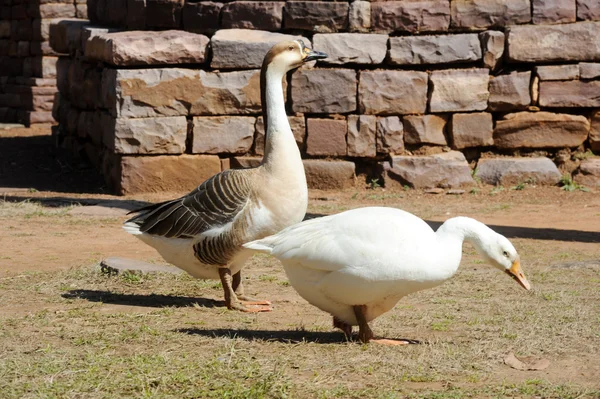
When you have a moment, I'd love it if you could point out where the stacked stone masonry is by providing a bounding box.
[40,0,600,193]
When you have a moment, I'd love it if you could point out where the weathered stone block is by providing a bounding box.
[403,115,447,146]
[92,0,127,27]
[291,69,356,113]
[67,59,102,109]
[389,33,481,65]
[76,3,87,19]
[371,0,450,33]
[191,70,262,116]
[126,0,147,30]
[488,71,531,112]
[539,80,600,107]
[532,0,576,24]
[450,0,531,29]
[450,112,493,149]
[429,69,489,112]
[306,118,347,156]
[23,56,58,78]
[359,70,428,115]
[104,116,187,154]
[11,19,33,41]
[192,116,255,154]
[146,0,184,29]
[182,1,223,33]
[254,115,305,155]
[230,156,262,169]
[303,159,356,189]
[574,158,600,187]
[29,3,76,19]
[384,151,475,188]
[476,157,561,185]
[376,116,404,154]
[85,30,209,66]
[349,0,371,32]
[536,65,579,80]
[577,0,600,21]
[590,111,600,152]
[211,29,308,69]
[579,62,600,79]
[283,1,349,33]
[494,112,590,148]
[507,22,600,62]
[347,115,376,157]
[222,1,284,31]
[313,33,387,65]
[480,30,505,69]
[49,19,88,55]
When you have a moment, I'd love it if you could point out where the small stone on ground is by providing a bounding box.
[101,257,183,275]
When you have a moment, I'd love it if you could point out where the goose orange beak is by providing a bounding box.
[505,258,531,290]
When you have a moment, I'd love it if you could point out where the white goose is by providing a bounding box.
[124,41,327,312]
[244,207,531,344]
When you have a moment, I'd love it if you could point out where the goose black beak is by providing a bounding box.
[304,50,328,62]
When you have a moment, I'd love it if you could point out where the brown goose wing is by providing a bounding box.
[126,169,254,239]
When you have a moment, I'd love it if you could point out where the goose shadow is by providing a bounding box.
[62,290,220,309]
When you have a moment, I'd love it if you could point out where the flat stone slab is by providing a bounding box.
[313,33,388,65]
[574,158,600,187]
[475,157,561,186]
[0,123,26,130]
[429,69,489,112]
[389,33,481,65]
[100,257,184,275]
[303,159,356,189]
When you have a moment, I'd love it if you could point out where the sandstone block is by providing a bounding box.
[384,151,475,188]
[146,0,184,29]
[111,154,222,195]
[349,1,371,32]
[211,29,309,69]
[283,1,349,33]
[532,0,576,24]
[347,115,376,157]
[78,110,103,146]
[230,156,262,169]
[539,80,600,107]
[254,115,305,155]
[31,41,61,57]
[192,70,263,116]
[590,111,600,152]
[222,1,284,31]
[536,65,579,80]
[480,30,505,69]
[359,70,428,115]
[76,3,87,19]
[507,22,600,62]
[29,3,76,19]
[23,56,58,78]
[429,69,489,112]
[488,71,531,111]
[91,0,127,26]
[0,21,10,38]
[577,0,600,20]
[494,112,590,148]
[579,63,600,79]
[103,116,187,155]
[403,115,447,146]
[30,95,55,111]
[182,1,223,33]
[192,116,255,154]
[450,112,493,149]
[306,118,347,156]
[303,159,356,189]
[11,20,33,41]
[574,158,600,187]
[450,0,531,29]
[85,30,209,66]
[313,33,387,65]
[376,116,404,154]
[475,157,562,185]
[49,19,88,55]
[371,0,450,33]
[389,33,481,65]
[67,59,102,109]
[291,69,356,113]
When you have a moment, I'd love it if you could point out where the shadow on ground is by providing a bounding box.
[62,290,221,309]
[177,327,350,344]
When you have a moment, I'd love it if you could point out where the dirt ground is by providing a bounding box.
[1,126,599,398]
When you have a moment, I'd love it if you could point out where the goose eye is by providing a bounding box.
[288,46,294,51]
[503,251,509,258]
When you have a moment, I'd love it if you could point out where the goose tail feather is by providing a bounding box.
[243,237,276,254]
[123,221,143,236]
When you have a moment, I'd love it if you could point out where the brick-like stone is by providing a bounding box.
[210,29,308,69]
[349,0,371,32]
[577,0,600,20]
[222,1,284,31]
[531,75,540,104]
[110,154,222,195]
[182,1,223,33]
[359,70,428,115]
[371,0,450,33]
[230,156,262,169]
[0,20,10,38]
[539,80,600,107]
[303,159,356,189]
[291,69,356,113]
[91,0,127,26]
[29,3,76,19]
[306,118,347,156]
[574,158,600,187]
[313,33,387,65]
[536,65,579,80]
[384,151,475,188]
[376,116,404,154]
[254,115,305,155]
[126,0,147,30]
[579,62,600,79]
[192,116,255,154]
[532,0,576,24]
[430,69,489,112]
[347,115,376,157]
[450,112,493,149]
[389,33,481,65]
[283,1,349,33]
[146,0,184,29]
[590,111,600,152]
[85,30,209,66]
[451,0,531,29]
[192,70,263,116]
[480,30,505,69]
[476,157,562,185]
[403,115,447,146]
[49,19,88,55]
[76,3,87,19]
[488,71,531,112]
[507,22,600,62]
[494,112,590,148]
[103,116,187,154]
[23,56,58,78]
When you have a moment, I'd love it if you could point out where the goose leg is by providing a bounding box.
[232,271,272,306]
[352,305,410,346]
[333,316,353,339]
[218,268,271,312]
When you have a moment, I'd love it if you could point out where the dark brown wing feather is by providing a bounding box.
[125,169,253,239]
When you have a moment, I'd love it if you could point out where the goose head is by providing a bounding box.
[478,233,531,291]
[263,40,327,73]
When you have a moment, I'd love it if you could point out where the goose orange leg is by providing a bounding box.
[232,270,272,306]
[352,305,410,346]
[219,268,271,312]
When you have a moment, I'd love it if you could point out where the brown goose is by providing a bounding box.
[123,41,327,312]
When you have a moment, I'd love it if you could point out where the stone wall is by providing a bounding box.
[0,0,87,125]
[49,0,600,193]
